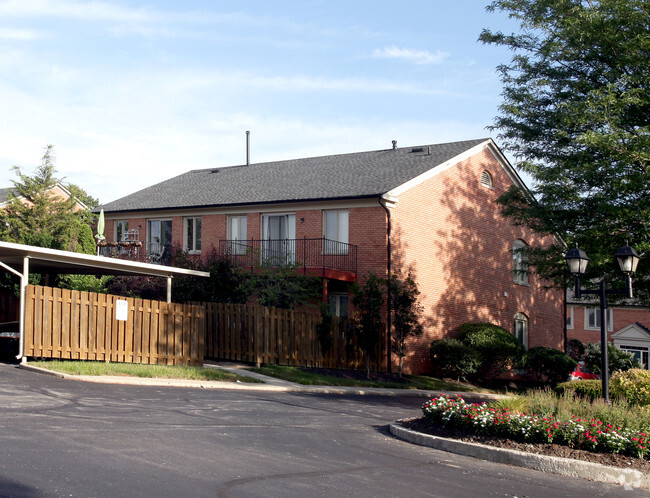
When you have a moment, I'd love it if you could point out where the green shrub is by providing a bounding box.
[555,380,602,402]
[583,342,642,375]
[610,369,650,406]
[525,347,577,385]
[429,338,481,381]
[456,322,526,378]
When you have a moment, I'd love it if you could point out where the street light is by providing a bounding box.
[565,242,641,403]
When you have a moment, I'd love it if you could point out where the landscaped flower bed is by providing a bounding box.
[422,394,648,460]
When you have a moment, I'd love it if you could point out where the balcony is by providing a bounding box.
[219,238,358,281]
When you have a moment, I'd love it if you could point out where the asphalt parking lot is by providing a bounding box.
[0,362,645,497]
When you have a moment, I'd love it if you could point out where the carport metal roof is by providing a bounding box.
[0,240,209,279]
[0,241,210,361]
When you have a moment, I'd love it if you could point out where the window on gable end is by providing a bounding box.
[513,239,529,285]
[480,170,493,189]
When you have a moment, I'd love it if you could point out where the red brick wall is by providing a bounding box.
[389,148,564,374]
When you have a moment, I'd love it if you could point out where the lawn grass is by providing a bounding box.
[249,365,496,393]
[29,360,263,383]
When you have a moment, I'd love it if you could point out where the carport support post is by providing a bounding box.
[167,276,172,303]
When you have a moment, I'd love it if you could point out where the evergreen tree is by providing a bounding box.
[0,145,95,254]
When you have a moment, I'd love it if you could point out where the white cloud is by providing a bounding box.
[373,46,449,65]
[0,0,158,22]
[0,27,41,40]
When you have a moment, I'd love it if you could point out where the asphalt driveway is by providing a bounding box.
[0,362,644,497]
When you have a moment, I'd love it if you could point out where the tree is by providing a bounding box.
[480,1,650,301]
[583,342,642,375]
[351,273,384,378]
[388,269,424,377]
[65,183,99,210]
[0,145,95,254]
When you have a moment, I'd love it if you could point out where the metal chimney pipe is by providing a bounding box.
[246,131,250,166]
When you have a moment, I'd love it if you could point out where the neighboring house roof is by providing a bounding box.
[0,183,88,211]
[0,188,16,205]
[100,138,513,213]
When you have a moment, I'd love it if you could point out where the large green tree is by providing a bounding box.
[0,145,96,254]
[480,1,650,300]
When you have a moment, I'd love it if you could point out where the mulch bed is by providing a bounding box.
[399,417,650,473]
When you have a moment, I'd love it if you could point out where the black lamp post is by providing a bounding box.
[565,242,641,403]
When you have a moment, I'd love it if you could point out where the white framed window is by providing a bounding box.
[566,306,574,329]
[514,312,528,349]
[480,170,493,189]
[261,213,296,264]
[115,220,129,241]
[228,215,248,255]
[147,219,172,264]
[585,308,613,331]
[184,217,202,253]
[512,239,529,285]
[618,345,649,369]
[323,210,349,254]
[328,293,349,317]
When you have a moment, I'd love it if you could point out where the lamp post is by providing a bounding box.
[565,242,641,403]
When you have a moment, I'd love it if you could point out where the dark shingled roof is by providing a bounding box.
[100,138,490,213]
[0,188,15,204]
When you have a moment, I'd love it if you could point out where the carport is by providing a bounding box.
[0,241,209,362]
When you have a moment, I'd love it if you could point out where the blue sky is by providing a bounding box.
[0,1,521,203]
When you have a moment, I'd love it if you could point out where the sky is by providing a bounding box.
[0,0,522,204]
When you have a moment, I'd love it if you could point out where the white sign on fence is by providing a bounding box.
[115,299,129,321]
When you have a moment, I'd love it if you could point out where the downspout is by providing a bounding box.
[379,196,392,373]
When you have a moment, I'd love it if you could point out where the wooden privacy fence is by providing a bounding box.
[203,302,383,371]
[24,285,205,366]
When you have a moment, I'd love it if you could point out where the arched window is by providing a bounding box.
[480,170,493,189]
[512,239,529,285]
[514,313,528,349]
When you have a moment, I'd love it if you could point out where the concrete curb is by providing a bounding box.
[390,420,650,491]
[18,363,504,399]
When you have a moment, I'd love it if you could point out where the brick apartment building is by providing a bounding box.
[566,290,650,369]
[98,138,564,374]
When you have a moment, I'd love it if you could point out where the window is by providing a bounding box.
[328,293,349,317]
[323,210,349,254]
[585,308,613,331]
[261,214,296,264]
[512,239,529,285]
[228,215,248,255]
[115,220,129,241]
[147,219,172,264]
[184,217,202,253]
[480,170,493,189]
[619,345,649,369]
[514,312,528,349]
[566,306,574,329]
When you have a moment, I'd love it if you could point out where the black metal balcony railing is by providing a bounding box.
[219,238,358,275]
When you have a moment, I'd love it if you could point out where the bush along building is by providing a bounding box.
[97,138,564,374]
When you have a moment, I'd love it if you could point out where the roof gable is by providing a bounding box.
[612,322,650,341]
[100,138,496,213]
